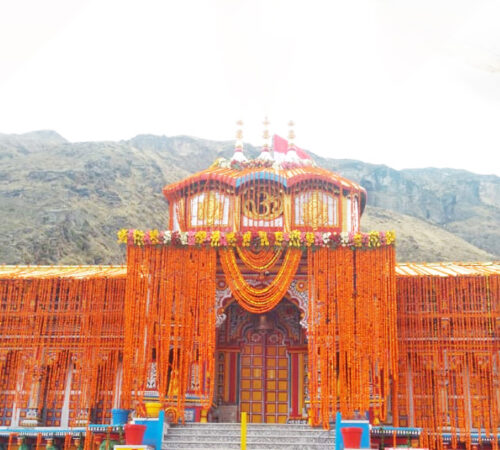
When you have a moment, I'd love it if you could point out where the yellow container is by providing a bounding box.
[144,402,162,418]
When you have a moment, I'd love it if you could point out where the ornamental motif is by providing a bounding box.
[241,187,283,221]
[190,363,200,391]
[190,192,230,228]
[215,282,232,327]
[295,191,338,229]
[302,191,329,228]
[274,302,302,342]
[288,279,309,329]
[196,192,224,226]
[146,362,157,389]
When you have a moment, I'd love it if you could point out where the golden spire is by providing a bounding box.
[232,119,247,163]
[235,119,244,149]
[288,120,295,147]
[262,116,270,149]
[258,116,273,162]
[285,120,300,164]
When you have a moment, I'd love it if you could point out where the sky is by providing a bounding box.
[0,0,499,175]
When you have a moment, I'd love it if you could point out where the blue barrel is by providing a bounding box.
[111,408,130,425]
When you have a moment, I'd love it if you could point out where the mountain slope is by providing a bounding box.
[0,131,497,264]
[361,206,495,262]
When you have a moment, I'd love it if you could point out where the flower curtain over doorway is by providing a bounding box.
[121,246,217,421]
[307,246,398,428]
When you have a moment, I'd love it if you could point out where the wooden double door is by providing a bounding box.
[239,328,289,423]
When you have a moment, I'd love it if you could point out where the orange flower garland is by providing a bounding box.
[397,274,499,450]
[0,242,497,450]
[219,248,302,313]
[307,246,398,429]
[235,247,283,272]
[121,246,217,419]
[0,267,125,425]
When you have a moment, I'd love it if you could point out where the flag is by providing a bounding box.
[272,134,289,156]
[272,134,311,162]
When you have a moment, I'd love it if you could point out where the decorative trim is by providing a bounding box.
[118,229,395,250]
[215,283,232,327]
[20,409,41,427]
[288,279,309,329]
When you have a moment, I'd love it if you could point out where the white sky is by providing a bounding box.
[0,0,499,175]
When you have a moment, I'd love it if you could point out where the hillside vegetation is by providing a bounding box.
[0,131,498,264]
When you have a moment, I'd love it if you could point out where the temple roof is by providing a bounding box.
[395,262,500,277]
[0,265,126,279]
[163,164,366,203]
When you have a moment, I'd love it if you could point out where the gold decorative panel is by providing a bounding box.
[189,192,231,228]
[294,191,338,229]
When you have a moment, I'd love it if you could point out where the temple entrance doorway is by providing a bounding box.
[239,324,288,423]
[215,299,308,424]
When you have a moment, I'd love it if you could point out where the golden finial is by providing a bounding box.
[232,119,247,162]
[263,117,270,136]
[235,120,243,149]
[262,116,270,146]
[288,120,295,146]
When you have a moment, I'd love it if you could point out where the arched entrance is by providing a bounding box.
[215,300,307,424]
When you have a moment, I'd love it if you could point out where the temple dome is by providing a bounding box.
[163,159,366,233]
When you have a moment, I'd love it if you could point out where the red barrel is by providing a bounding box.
[124,423,147,445]
[341,427,363,448]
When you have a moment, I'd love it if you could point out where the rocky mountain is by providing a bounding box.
[0,131,498,264]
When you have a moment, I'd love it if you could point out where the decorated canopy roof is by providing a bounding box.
[162,137,367,233]
[163,165,366,202]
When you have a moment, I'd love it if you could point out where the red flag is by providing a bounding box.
[272,134,311,160]
[272,134,289,155]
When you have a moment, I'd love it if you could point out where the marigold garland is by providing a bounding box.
[235,247,283,272]
[397,274,499,450]
[0,268,124,425]
[0,250,496,450]
[219,248,302,313]
[121,246,217,420]
[307,246,398,429]
[118,229,396,250]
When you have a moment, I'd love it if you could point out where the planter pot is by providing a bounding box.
[124,424,147,445]
[341,427,363,448]
[111,408,130,425]
[145,402,162,418]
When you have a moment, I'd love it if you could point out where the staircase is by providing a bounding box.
[162,422,336,449]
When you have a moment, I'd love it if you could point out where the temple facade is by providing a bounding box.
[0,132,498,449]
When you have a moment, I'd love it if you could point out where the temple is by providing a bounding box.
[0,123,498,449]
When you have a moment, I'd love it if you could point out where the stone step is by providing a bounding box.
[163,423,336,450]
[167,428,334,436]
[166,432,334,440]
[163,443,335,450]
[166,425,329,432]
[165,435,335,443]
[169,422,316,428]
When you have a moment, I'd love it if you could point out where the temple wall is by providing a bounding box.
[395,274,499,446]
[0,268,125,426]
[0,264,498,445]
